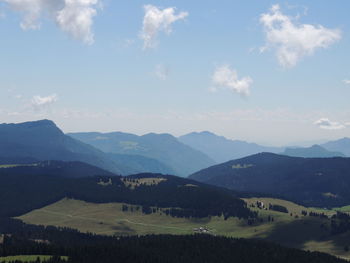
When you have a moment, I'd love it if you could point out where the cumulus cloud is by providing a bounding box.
[260,4,341,68]
[31,94,58,110]
[314,118,345,130]
[154,64,169,80]
[3,0,99,44]
[211,65,252,96]
[140,5,188,49]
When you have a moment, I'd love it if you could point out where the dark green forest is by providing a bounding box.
[0,165,254,220]
[0,221,347,263]
[191,152,350,207]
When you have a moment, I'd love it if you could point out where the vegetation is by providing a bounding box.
[16,197,350,260]
[0,170,254,220]
[190,152,350,207]
[0,228,347,263]
[0,255,67,263]
[269,204,289,213]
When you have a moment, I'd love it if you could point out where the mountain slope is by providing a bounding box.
[0,120,178,175]
[0,165,253,220]
[281,145,346,158]
[190,153,350,207]
[179,131,283,163]
[0,120,128,174]
[322,138,350,156]
[107,153,175,175]
[0,160,115,179]
[69,132,215,176]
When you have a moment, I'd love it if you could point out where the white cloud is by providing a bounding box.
[140,5,188,49]
[56,0,98,45]
[314,118,345,130]
[3,0,99,44]
[211,65,252,96]
[154,64,169,80]
[343,79,350,85]
[260,4,341,68]
[31,94,58,110]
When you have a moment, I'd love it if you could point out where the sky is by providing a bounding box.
[0,0,350,146]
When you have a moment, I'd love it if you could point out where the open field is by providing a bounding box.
[17,198,350,260]
[0,255,67,262]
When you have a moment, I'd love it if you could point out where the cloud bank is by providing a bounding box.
[211,65,252,96]
[3,0,99,44]
[260,4,341,68]
[314,118,345,130]
[140,5,188,49]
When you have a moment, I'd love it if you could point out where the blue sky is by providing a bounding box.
[0,0,350,146]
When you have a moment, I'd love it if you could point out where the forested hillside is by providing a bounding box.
[0,164,253,220]
[190,153,350,207]
[0,221,346,263]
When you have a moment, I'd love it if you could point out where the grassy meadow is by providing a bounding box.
[17,198,350,260]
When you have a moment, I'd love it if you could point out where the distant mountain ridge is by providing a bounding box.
[179,131,283,163]
[0,120,126,174]
[281,144,346,158]
[190,152,350,207]
[0,120,176,176]
[69,131,215,176]
[322,138,350,156]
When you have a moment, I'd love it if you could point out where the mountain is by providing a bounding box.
[322,138,350,156]
[107,153,175,175]
[0,120,129,174]
[190,153,350,207]
[178,131,283,163]
[281,144,346,158]
[69,132,215,176]
[0,120,179,175]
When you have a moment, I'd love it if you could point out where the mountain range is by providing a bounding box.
[179,131,283,163]
[281,144,346,158]
[1,119,349,178]
[69,131,215,176]
[321,138,350,156]
[0,120,214,176]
